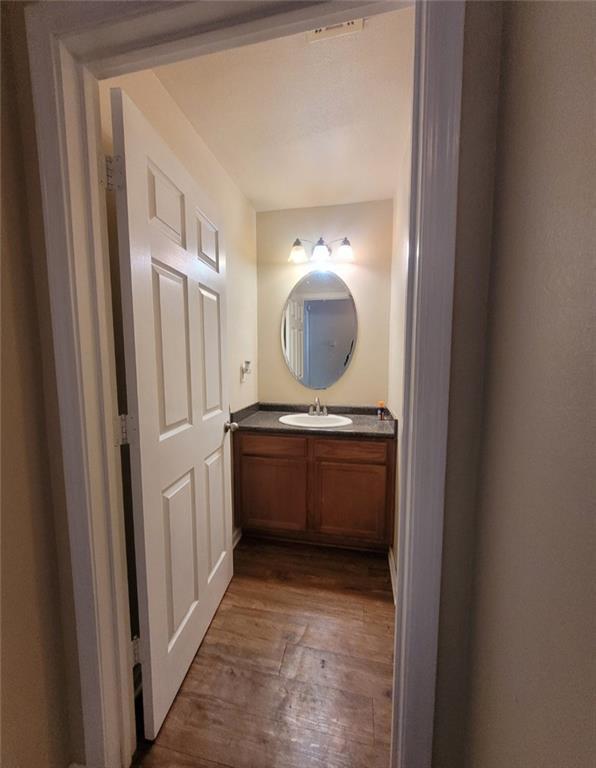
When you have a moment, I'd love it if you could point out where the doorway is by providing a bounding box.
[102,10,411,760]
[25,2,464,767]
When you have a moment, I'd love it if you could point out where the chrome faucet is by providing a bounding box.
[309,396,327,416]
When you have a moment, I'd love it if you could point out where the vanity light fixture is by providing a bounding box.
[288,235,354,263]
[289,238,308,264]
[311,237,331,263]
[335,237,354,261]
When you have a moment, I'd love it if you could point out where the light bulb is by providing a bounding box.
[311,237,330,263]
[289,238,308,263]
[335,237,354,261]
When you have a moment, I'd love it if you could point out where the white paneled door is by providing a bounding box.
[111,89,233,738]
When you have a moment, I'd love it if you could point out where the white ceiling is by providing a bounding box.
[154,7,414,212]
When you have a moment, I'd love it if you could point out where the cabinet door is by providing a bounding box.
[241,456,308,532]
[314,461,387,542]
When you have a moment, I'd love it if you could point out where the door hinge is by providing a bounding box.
[103,154,124,192]
[116,413,134,446]
[131,635,141,666]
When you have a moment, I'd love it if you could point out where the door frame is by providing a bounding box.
[24,2,464,767]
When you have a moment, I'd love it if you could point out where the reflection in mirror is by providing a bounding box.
[281,271,357,390]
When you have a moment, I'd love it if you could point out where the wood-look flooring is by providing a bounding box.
[135,538,395,768]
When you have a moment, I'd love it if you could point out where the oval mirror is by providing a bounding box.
[281,271,357,390]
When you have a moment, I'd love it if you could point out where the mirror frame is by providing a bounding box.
[280,270,358,390]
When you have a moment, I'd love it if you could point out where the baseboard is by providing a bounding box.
[232,527,242,549]
[388,546,398,606]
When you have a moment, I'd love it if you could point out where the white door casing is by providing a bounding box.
[111,88,233,737]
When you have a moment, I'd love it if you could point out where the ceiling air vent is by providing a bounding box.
[307,18,364,43]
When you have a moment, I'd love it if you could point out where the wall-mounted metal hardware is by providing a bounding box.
[116,413,131,446]
[240,360,252,383]
[307,18,364,43]
[103,155,124,192]
[131,635,141,666]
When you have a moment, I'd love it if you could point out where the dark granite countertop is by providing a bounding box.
[233,405,396,439]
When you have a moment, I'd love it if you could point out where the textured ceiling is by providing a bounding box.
[154,7,414,211]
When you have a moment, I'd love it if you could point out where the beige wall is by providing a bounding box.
[1,5,76,766]
[256,200,393,406]
[464,3,595,767]
[385,6,414,558]
[386,7,414,431]
[99,70,258,412]
[387,156,410,558]
[386,145,412,434]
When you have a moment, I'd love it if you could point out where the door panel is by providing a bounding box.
[205,447,226,580]
[152,263,192,433]
[111,88,232,738]
[162,470,198,641]
[148,163,186,245]
[199,285,222,414]
[196,210,219,270]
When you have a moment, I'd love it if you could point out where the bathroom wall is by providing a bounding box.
[256,200,394,406]
[386,141,413,561]
[386,145,412,440]
[99,71,258,412]
[385,7,415,565]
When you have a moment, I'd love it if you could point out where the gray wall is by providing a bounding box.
[464,3,594,766]
[1,4,79,766]
[434,3,594,766]
[0,3,70,768]
[432,3,504,765]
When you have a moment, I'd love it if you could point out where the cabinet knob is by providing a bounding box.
[224,421,239,433]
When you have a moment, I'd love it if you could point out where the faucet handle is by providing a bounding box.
[308,404,314,415]
[322,405,328,416]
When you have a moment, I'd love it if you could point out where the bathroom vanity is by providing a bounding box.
[231,270,396,552]
[232,406,396,552]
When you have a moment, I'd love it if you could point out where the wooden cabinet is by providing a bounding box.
[233,431,395,551]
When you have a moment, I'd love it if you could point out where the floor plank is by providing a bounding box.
[280,644,393,701]
[135,744,226,768]
[158,689,386,768]
[298,614,394,665]
[223,578,367,624]
[136,538,395,768]
[194,625,287,674]
[373,696,393,746]
[184,657,376,746]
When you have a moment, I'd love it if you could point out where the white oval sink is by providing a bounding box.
[279,413,352,429]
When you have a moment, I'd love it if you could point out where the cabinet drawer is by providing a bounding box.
[240,433,307,458]
[314,438,388,464]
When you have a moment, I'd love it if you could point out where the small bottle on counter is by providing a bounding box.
[377,400,385,420]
